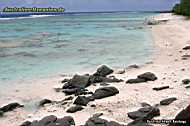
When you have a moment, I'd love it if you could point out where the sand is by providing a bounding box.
[0,13,190,126]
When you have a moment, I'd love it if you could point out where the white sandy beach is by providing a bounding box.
[0,13,190,126]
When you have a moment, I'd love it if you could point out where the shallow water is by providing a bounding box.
[0,12,156,86]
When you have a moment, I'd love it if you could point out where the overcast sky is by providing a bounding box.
[0,0,180,12]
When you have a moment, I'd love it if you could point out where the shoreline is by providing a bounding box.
[1,13,190,126]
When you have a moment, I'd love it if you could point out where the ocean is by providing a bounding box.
[0,12,157,86]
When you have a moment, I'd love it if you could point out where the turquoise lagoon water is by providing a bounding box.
[0,12,157,85]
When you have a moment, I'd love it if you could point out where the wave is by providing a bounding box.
[0,14,56,20]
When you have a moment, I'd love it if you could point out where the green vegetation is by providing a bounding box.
[173,0,190,16]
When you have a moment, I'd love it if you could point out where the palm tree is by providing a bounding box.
[173,0,190,16]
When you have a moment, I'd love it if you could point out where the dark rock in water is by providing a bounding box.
[160,97,177,105]
[20,121,31,126]
[66,105,84,113]
[153,86,169,91]
[68,74,91,88]
[84,114,126,126]
[0,102,24,112]
[93,86,119,99]
[126,78,146,84]
[20,115,75,126]
[168,104,190,126]
[127,119,153,126]
[127,106,160,120]
[182,79,190,85]
[39,99,52,107]
[93,65,114,77]
[74,96,90,106]
[183,45,190,50]
[137,72,157,81]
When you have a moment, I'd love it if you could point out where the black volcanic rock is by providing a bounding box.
[39,99,52,107]
[127,106,160,120]
[0,102,24,113]
[126,78,146,84]
[89,75,123,83]
[68,74,91,88]
[20,121,32,126]
[93,86,119,99]
[137,72,157,81]
[93,65,114,77]
[62,88,92,96]
[169,104,190,126]
[20,115,75,126]
[73,96,90,106]
[182,79,190,85]
[160,97,177,105]
[126,72,157,84]
[153,86,169,91]
[62,88,81,95]
[66,105,84,113]
[183,45,190,50]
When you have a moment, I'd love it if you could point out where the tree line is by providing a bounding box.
[173,0,190,16]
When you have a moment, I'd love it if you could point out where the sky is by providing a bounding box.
[0,0,180,12]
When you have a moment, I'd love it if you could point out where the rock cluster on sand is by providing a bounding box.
[0,102,24,117]
[126,72,157,84]
[59,65,121,113]
[62,65,122,96]
[127,103,160,126]
[66,86,119,113]
[20,115,75,126]
[20,113,127,126]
